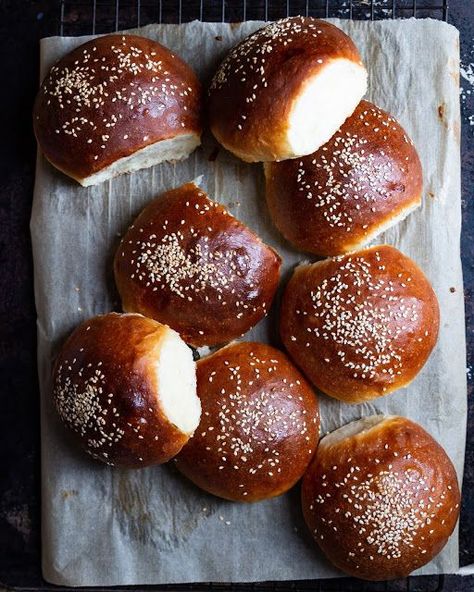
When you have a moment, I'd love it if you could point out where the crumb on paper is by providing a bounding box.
[61,489,79,500]
[438,103,446,122]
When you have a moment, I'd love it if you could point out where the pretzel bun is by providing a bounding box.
[208,17,367,162]
[114,182,281,347]
[280,245,439,403]
[264,100,422,256]
[33,34,202,186]
[301,415,460,580]
[52,313,200,467]
[175,342,320,502]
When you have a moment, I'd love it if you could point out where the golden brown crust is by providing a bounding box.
[33,34,202,182]
[175,342,320,502]
[52,313,191,468]
[114,183,281,347]
[280,245,440,403]
[208,17,364,162]
[265,100,423,256]
[301,416,460,580]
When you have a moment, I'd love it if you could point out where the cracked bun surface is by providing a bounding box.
[114,182,281,347]
[52,313,200,468]
[280,245,440,403]
[175,342,320,502]
[264,100,422,256]
[34,34,202,186]
[301,415,460,580]
[208,17,367,162]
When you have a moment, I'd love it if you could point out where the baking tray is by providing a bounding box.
[3,0,473,590]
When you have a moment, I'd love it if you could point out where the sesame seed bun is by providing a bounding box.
[208,17,367,162]
[52,313,200,468]
[33,34,202,186]
[114,182,281,348]
[175,342,320,502]
[264,100,423,256]
[301,415,460,580]
[280,245,440,403]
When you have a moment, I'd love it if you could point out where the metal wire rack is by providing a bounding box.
[56,0,449,591]
[59,0,449,35]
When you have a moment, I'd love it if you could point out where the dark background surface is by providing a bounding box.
[0,1,473,591]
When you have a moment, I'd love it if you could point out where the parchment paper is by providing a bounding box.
[31,19,466,586]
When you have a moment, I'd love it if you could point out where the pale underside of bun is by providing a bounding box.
[65,133,201,187]
[216,58,368,162]
[157,327,200,435]
[333,198,421,255]
[349,199,421,251]
[319,414,389,448]
[285,59,368,161]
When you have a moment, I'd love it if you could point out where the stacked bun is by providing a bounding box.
[43,18,460,582]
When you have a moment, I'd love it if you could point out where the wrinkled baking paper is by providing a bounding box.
[31,18,465,586]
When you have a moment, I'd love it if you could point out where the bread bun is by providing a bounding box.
[208,17,367,162]
[34,34,202,186]
[264,100,422,256]
[52,313,200,467]
[114,182,281,348]
[175,342,320,502]
[301,415,460,580]
[280,245,439,403]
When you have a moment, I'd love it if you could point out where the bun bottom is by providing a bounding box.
[48,132,201,187]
